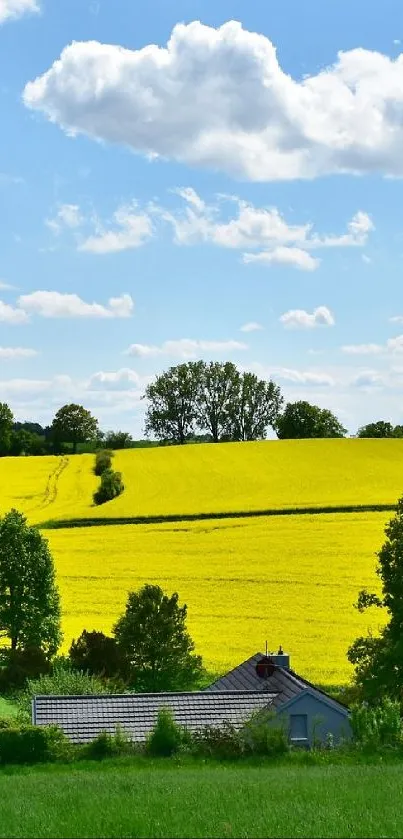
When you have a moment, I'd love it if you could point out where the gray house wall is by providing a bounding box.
[276,691,352,747]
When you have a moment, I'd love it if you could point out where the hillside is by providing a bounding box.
[1,439,402,526]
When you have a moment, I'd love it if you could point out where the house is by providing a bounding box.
[32,649,351,748]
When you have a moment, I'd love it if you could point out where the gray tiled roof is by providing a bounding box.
[33,691,277,744]
[205,653,348,713]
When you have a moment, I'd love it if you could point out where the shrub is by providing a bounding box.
[93,469,124,505]
[0,646,51,694]
[191,722,244,760]
[94,449,113,477]
[145,708,185,757]
[241,710,289,756]
[351,698,403,749]
[0,724,71,765]
[81,726,134,760]
[18,662,110,717]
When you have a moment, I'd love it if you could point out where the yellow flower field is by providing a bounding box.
[1,439,402,525]
[45,511,389,686]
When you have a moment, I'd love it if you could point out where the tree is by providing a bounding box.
[143,362,204,445]
[0,510,62,656]
[104,430,133,450]
[357,421,396,438]
[113,584,204,691]
[0,403,14,456]
[51,404,99,453]
[69,630,127,680]
[228,372,283,441]
[275,401,347,439]
[197,361,240,442]
[347,496,403,703]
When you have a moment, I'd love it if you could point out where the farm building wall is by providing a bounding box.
[276,692,352,747]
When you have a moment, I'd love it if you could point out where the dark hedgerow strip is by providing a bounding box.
[39,503,397,530]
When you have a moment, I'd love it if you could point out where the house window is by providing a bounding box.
[290,714,308,741]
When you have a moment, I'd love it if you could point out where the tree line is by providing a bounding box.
[1,360,402,456]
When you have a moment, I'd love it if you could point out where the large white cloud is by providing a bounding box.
[18,291,134,319]
[23,21,403,181]
[279,306,335,329]
[0,0,38,24]
[0,300,28,324]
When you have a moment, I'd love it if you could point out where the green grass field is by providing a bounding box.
[1,759,403,838]
[0,698,18,719]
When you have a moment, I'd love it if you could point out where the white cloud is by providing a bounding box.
[46,203,83,234]
[243,247,319,271]
[387,335,403,353]
[0,300,28,324]
[0,347,38,359]
[23,21,403,182]
[0,280,16,291]
[87,368,145,391]
[240,321,263,332]
[389,315,403,324]
[79,204,153,253]
[308,212,374,249]
[18,291,134,319]
[341,343,384,355]
[0,0,39,24]
[351,371,385,389]
[279,306,335,329]
[125,338,248,360]
[272,367,335,386]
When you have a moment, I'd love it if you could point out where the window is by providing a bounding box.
[290,713,308,741]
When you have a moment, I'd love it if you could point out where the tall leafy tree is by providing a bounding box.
[0,510,62,656]
[113,584,203,691]
[275,401,347,439]
[228,373,283,441]
[51,403,99,453]
[357,421,396,438]
[348,497,403,703]
[0,403,14,456]
[143,362,204,445]
[197,361,240,442]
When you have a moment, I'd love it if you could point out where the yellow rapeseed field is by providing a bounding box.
[45,511,389,686]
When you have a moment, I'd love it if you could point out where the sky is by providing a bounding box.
[1,0,403,436]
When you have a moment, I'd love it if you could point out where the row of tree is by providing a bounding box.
[1,360,402,455]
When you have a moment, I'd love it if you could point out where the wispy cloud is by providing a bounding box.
[125,338,248,360]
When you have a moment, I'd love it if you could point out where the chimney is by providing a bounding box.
[270,645,290,669]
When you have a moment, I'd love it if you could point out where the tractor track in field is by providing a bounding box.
[39,502,397,530]
[40,457,69,509]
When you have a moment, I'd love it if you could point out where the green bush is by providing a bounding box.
[241,710,289,756]
[94,449,113,477]
[145,708,185,757]
[0,724,71,765]
[351,698,402,749]
[69,630,128,682]
[93,469,124,505]
[81,726,134,760]
[18,663,110,717]
[191,722,244,760]
[0,646,51,694]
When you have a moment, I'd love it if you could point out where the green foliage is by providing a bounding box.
[51,404,99,454]
[241,710,289,756]
[348,496,403,701]
[0,509,62,656]
[145,708,185,757]
[113,584,204,692]
[0,723,71,765]
[191,722,244,759]
[94,449,113,476]
[275,401,347,439]
[0,402,14,456]
[93,469,124,505]
[357,421,398,439]
[144,361,283,444]
[18,662,110,717]
[351,699,402,749]
[81,726,134,760]
[69,630,128,681]
[0,646,51,694]
[104,431,133,450]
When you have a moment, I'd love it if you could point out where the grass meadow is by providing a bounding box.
[1,759,403,838]
[46,511,388,685]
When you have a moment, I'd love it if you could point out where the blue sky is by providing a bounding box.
[1,0,403,435]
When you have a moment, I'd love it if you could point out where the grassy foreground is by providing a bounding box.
[1,759,403,838]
